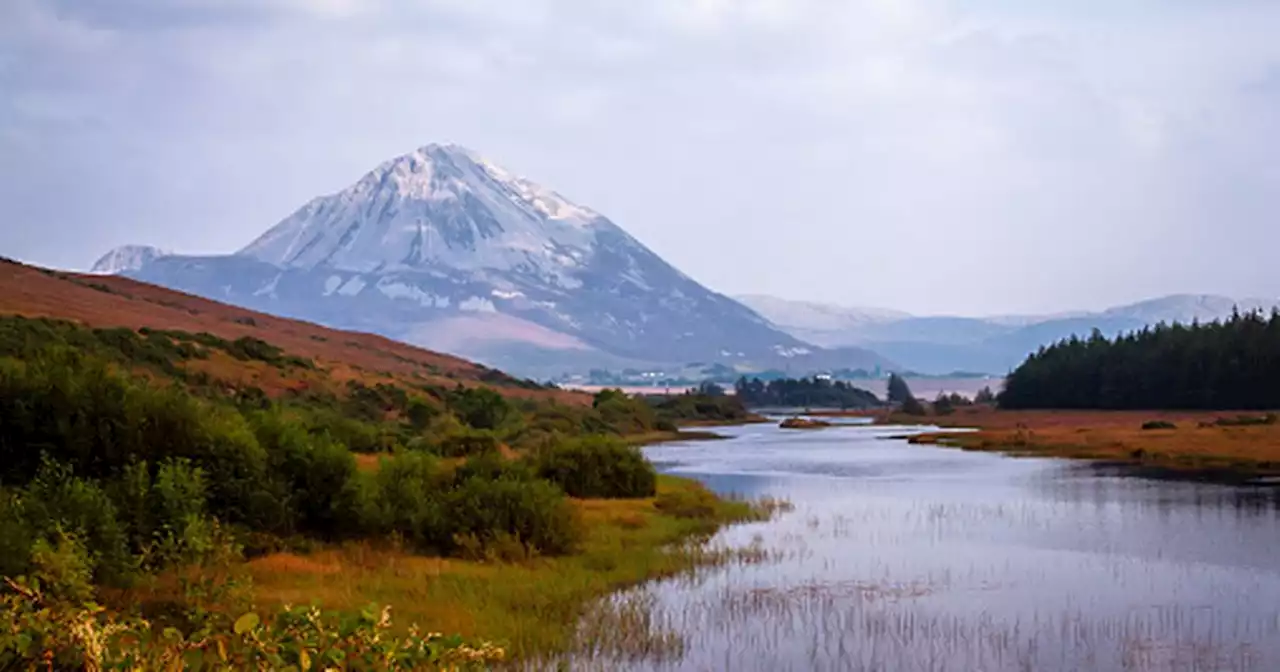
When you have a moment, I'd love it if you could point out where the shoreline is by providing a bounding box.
[883,407,1280,484]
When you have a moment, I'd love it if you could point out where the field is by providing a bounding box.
[890,406,1280,479]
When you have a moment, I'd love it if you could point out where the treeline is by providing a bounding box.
[1000,310,1280,410]
[734,376,880,409]
[0,315,731,620]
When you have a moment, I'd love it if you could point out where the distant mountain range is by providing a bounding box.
[92,144,890,378]
[737,294,1280,375]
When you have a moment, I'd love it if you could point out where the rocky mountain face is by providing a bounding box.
[740,293,1280,375]
[96,144,891,377]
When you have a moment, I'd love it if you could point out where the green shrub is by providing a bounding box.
[654,486,720,521]
[367,453,447,550]
[450,452,535,486]
[438,431,501,458]
[1141,420,1177,430]
[533,436,657,499]
[447,386,514,431]
[592,389,657,435]
[251,410,360,538]
[10,460,135,586]
[442,476,581,557]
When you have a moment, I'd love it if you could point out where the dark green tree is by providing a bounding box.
[886,373,913,405]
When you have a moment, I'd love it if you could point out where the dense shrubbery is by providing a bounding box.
[0,314,752,667]
[1000,310,1280,410]
[735,376,880,409]
[0,345,605,585]
[648,386,753,423]
[533,436,657,499]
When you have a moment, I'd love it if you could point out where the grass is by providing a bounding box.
[887,406,1280,479]
[240,475,778,661]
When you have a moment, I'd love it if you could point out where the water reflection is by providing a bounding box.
[583,422,1280,671]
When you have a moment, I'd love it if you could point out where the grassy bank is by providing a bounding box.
[237,475,779,660]
[891,407,1280,480]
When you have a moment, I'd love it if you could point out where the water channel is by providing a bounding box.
[584,419,1280,671]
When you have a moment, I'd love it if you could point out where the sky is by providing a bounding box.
[2,0,1278,316]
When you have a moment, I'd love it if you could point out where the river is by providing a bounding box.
[584,419,1280,671]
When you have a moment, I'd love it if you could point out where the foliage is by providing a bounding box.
[974,386,997,404]
[442,476,582,558]
[591,389,658,435]
[734,376,880,409]
[886,373,912,405]
[0,578,503,671]
[447,386,515,431]
[648,389,752,423]
[1141,420,1177,430]
[932,392,971,416]
[1000,310,1280,410]
[533,436,658,499]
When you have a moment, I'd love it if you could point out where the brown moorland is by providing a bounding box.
[872,406,1280,479]
[0,258,586,404]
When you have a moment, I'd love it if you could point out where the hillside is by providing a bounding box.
[0,257,577,403]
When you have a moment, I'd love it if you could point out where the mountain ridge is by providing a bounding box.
[94,144,892,377]
[739,293,1280,375]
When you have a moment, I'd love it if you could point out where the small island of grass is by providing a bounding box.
[779,417,832,430]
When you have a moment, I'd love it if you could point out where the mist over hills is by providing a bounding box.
[738,294,1280,375]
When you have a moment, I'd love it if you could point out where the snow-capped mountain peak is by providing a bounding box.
[91,143,893,374]
[239,143,608,279]
[90,245,170,275]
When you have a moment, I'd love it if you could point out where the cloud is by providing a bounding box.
[2,0,1279,314]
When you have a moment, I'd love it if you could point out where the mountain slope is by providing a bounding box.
[95,144,891,376]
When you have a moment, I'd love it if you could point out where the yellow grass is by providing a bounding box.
[894,407,1280,477]
[244,475,766,661]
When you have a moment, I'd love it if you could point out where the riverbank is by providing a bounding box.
[120,474,779,663]
[889,407,1280,481]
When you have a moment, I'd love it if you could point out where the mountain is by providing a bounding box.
[90,245,170,274]
[742,293,1280,375]
[95,144,891,377]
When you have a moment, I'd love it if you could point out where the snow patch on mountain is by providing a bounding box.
[239,144,611,286]
[91,245,170,275]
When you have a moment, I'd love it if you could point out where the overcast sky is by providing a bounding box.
[2,0,1278,315]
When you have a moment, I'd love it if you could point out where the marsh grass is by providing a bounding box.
[236,475,789,662]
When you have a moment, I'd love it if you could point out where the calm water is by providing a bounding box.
[587,420,1280,671]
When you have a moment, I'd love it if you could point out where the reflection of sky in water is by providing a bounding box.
[596,423,1280,671]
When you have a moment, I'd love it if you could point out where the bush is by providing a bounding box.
[533,436,657,499]
[447,387,514,431]
[366,453,447,550]
[437,431,501,459]
[654,485,720,520]
[5,460,135,587]
[0,353,278,530]
[442,476,581,557]
[1141,420,1177,430]
[251,410,360,538]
